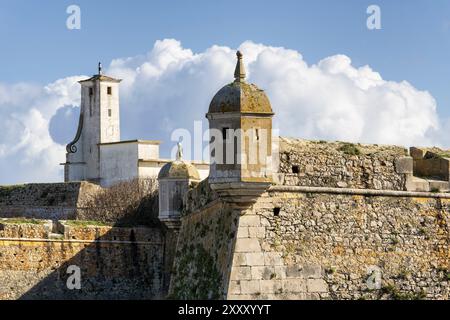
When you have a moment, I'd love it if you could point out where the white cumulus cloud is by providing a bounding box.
[0,39,447,184]
[0,77,83,184]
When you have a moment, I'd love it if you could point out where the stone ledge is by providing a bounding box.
[269,185,450,198]
[0,237,162,245]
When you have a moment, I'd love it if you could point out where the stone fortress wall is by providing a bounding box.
[0,138,449,300]
[170,138,450,300]
[0,182,102,220]
[225,189,449,300]
[0,181,169,300]
[277,138,409,190]
[0,220,164,299]
[277,138,450,192]
[0,139,449,300]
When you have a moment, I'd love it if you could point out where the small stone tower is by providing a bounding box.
[206,51,274,205]
[158,143,201,228]
[64,63,122,183]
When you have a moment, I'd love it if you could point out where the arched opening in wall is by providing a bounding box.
[292,165,300,174]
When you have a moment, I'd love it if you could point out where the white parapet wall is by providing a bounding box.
[100,140,210,187]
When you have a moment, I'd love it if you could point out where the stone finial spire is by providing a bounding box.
[234,51,246,82]
[98,62,102,75]
[176,142,183,161]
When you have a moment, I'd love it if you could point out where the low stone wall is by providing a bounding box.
[0,182,101,220]
[227,188,449,300]
[0,181,160,225]
[277,138,409,191]
[410,147,450,182]
[0,220,164,300]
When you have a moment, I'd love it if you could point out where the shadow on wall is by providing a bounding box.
[0,180,175,300]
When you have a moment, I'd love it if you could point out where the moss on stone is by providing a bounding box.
[171,244,222,299]
[338,143,361,156]
[382,285,427,300]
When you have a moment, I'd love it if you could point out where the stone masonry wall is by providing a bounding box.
[0,220,164,299]
[0,182,102,220]
[227,189,449,300]
[169,200,239,299]
[278,137,409,191]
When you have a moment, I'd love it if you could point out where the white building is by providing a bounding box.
[63,63,209,187]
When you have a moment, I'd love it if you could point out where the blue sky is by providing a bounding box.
[1,0,450,116]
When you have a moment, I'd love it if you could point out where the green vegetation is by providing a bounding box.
[436,267,450,281]
[418,227,427,236]
[381,285,427,300]
[338,143,361,156]
[436,152,450,159]
[0,184,26,198]
[396,270,410,280]
[0,218,44,225]
[63,220,111,227]
[171,243,222,299]
[325,267,336,275]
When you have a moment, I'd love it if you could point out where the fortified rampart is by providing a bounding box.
[0,182,102,220]
[1,139,449,300]
[171,184,450,300]
[169,139,450,300]
[277,138,410,190]
[0,180,168,300]
[0,220,165,299]
[4,52,449,300]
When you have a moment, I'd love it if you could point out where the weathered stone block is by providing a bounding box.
[429,180,450,192]
[228,281,241,295]
[246,252,265,266]
[283,279,306,293]
[405,176,430,192]
[395,157,413,174]
[307,279,328,293]
[248,226,266,238]
[264,252,284,266]
[239,215,261,227]
[305,293,321,300]
[274,266,287,279]
[251,266,274,280]
[303,263,322,278]
[281,293,306,300]
[286,265,303,278]
[232,253,247,266]
[260,280,282,293]
[240,280,261,294]
[230,267,252,280]
[410,147,425,160]
[236,227,249,238]
[235,238,261,252]
[272,173,285,185]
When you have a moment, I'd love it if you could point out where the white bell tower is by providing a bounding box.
[64,63,122,183]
